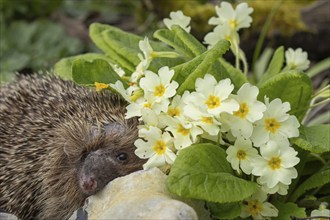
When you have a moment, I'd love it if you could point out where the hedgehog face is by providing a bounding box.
[65,121,145,196]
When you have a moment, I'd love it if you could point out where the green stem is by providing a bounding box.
[310,153,328,165]
[312,84,330,98]
[302,97,316,125]
[252,0,282,76]
[230,33,241,71]
[239,48,249,75]
[232,44,240,70]
[310,98,330,108]
[121,76,130,81]
[302,84,329,124]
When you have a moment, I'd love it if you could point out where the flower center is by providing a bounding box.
[177,124,190,136]
[205,95,220,109]
[236,150,246,160]
[154,84,165,97]
[229,19,238,29]
[94,82,109,92]
[143,102,151,108]
[288,62,297,70]
[130,89,143,102]
[246,200,263,217]
[224,35,231,41]
[201,116,213,124]
[234,102,249,119]
[128,82,137,86]
[268,157,282,170]
[167,107,181,117]
[153,140,166,155]
[265,118,281,134]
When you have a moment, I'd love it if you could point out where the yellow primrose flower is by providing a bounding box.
[94,82,109,92]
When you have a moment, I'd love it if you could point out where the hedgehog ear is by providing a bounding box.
[91,125,101,138]
[63,142,75,157]
[104,122,125,135]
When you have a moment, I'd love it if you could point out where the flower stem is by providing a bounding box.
[239,48,249,75]
[310,98,330,108]
[252,0,282,75]
[310,153,327,165]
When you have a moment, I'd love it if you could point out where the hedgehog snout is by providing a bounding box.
[78,150,119,195]
[80,173,98,195]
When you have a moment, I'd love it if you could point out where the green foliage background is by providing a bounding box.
[0,0,324,83]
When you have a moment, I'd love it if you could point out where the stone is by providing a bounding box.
[79,168,209,219]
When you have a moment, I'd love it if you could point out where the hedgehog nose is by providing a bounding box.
[81,174,97,194]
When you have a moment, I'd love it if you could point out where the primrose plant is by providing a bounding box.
[55,1,330,219]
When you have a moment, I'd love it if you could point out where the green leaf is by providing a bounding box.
[89,23,138,73]
[90,23,184,75]
[153,25,206,58]
[258,71,312,121]
[1,20,82,74]
[292,125,330,154]
[207,202,241,219]
[54,53,112,80]
[273,201,306,220]
[167,143,258,203]
[258,46,284,86]
[254,47,274,81]
[289,166,330,202]
[153,25,246,91]
[173,40,230,94]
[71,59,125,86]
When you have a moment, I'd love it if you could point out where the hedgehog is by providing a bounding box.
[0,74,145,220]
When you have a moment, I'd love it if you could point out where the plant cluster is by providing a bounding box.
[55,1,329,219]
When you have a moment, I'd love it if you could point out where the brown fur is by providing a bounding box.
[0,75,144,219]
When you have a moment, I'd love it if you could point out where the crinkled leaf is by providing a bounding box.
[154,26,246,91]
[173,40,230,94]
[258,46,284,86]
[167,143,258,203]
[54,53,112,80]
[207,202,241,219]
[292,124,330,154]
[72,59,126,86]
[90,23,184,75]
[273,201,306,220]
[153,25,206,58]
[89,23,136,73]
[289,165,330,202]
[258,71,312,121]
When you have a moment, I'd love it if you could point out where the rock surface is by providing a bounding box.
[0,213,18,220]
[77,168,209,219]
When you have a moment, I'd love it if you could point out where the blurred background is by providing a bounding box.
[0,0,329,84]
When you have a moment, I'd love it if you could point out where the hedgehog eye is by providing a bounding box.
[116,152,128,161]
[80,151,88,162]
